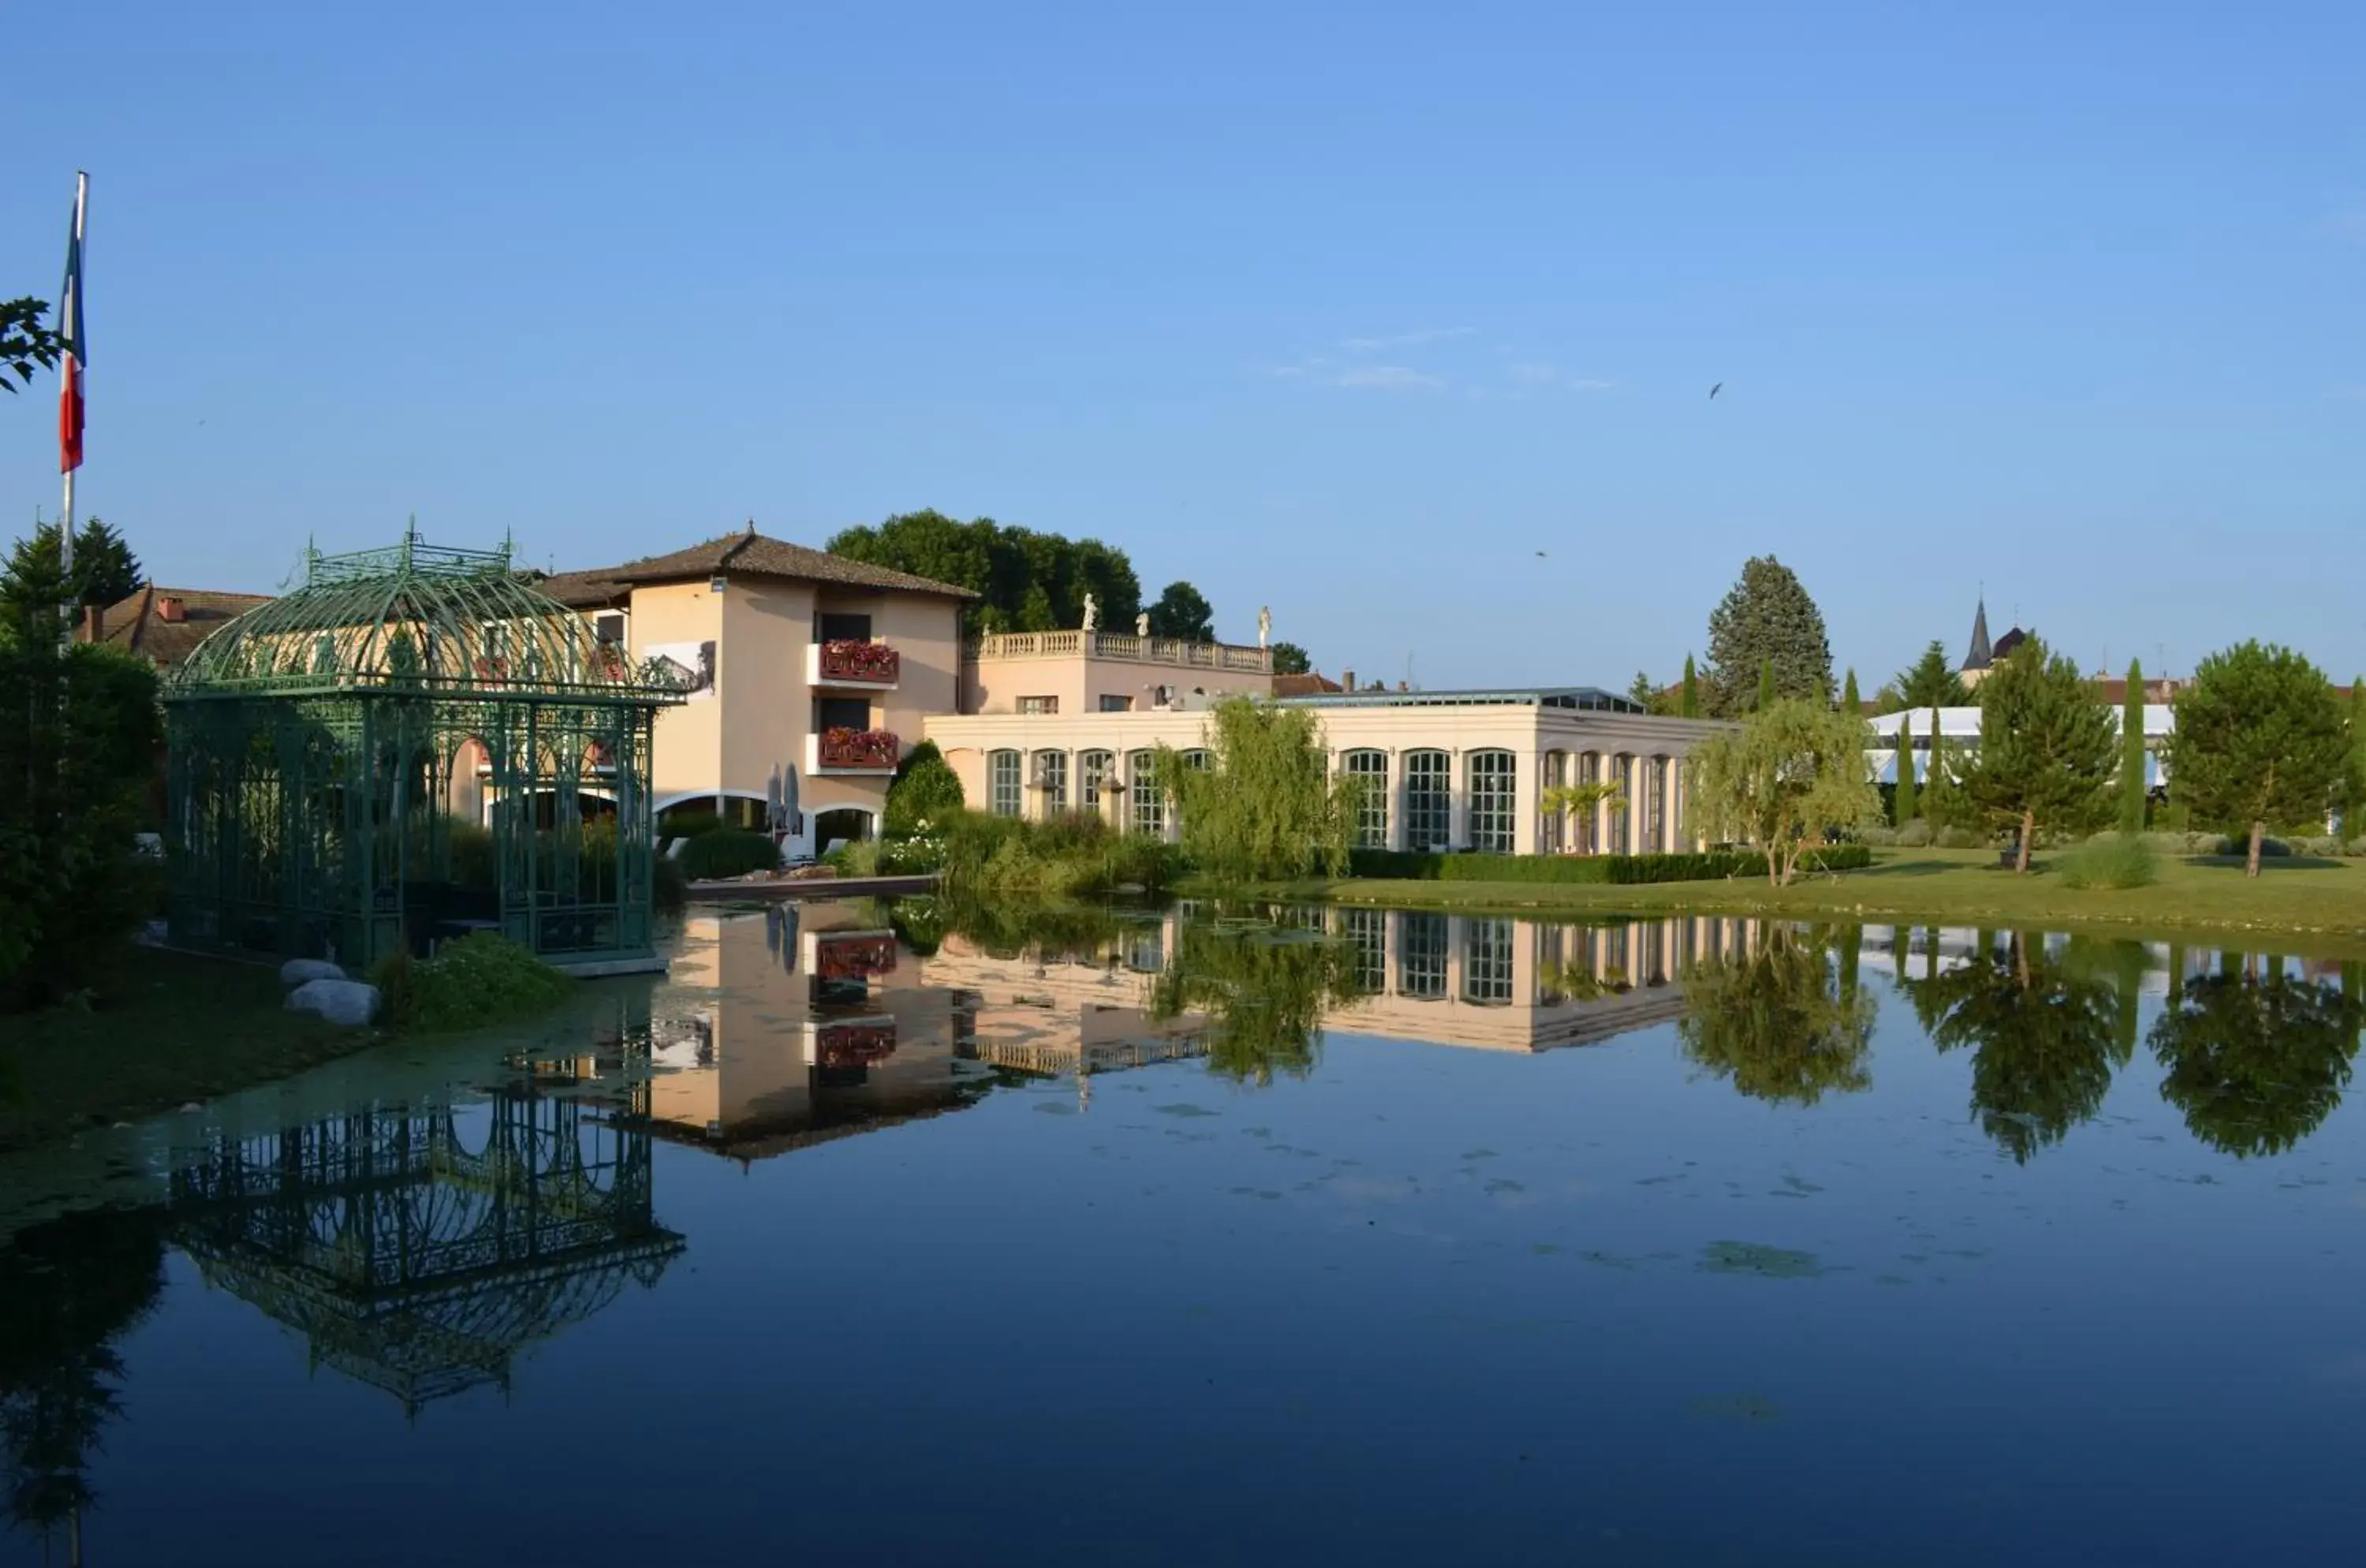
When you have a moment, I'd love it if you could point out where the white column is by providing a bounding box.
[1513,744,1540,856]
[1387,752,1407,851]
[1448,753,1468,851]
[1626,754,1646,853]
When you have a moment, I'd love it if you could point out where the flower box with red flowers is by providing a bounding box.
[819,639,901,685]
[819,727,900,770]
[816,933,898,981]
[817,1021,896,1068]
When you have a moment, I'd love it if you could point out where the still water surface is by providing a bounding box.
[6,901,2365,1566]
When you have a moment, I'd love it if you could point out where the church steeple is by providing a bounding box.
[1963,595,1994,672]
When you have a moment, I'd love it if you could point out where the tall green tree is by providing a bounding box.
[1,521,142,637]
[1686,699,1882,885]
[1890,710,1918,827]
[1681,655,1700,718]
[1840,667,1860,715]
[1702,555,1834,716]
[2,297,63,394]
[2348,677,2366,842]
[1627,670,1659,709]
[2163,641,2349,876]
[1678,927,1875,1105]
[1269,641,1312,675]
[1158,696,1357,881]
[1755,658,1775,713]
[2118,657,2148,834]
[1146,581,1215,642]
[825,510,1140,635]
[2150,965,2362,1157]
[1916,932,2128,1163]
[1958,635,2118,872]
[1892,640,1971,711]
[1921,719,1966,827]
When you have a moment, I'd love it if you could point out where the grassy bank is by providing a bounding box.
[1216,848,2366,954]
[0,947,382,1153]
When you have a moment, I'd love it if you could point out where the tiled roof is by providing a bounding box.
[1271,672,1344,697]
[553,528,978,600]
[88,584,273,669]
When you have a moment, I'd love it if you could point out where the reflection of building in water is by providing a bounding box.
[166,1092,681,1417]
[924,906,1768,1058]
[1857,927,2322,992]
[634,905,1002,1161]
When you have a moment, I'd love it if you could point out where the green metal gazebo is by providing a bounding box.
[163,532,686,972]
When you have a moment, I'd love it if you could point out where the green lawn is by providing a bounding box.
[1229,848,2366,956]
[0,946,383,1154]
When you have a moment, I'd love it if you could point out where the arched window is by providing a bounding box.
[1539,749,1568,853]
[1610,752,1635,853]
[1468,749,1517,854]
[1032,749,1068,812]
[1342,749,1389,847]
[1128,749,1164,836]
[989,749,1022,817]
[1463,917,1514,1003]
[1397,911,1448,999]
[1644,756,1668,853]
[1182,749,1214,771]
[1338,906,1386,993]
[1404,749,1451,849]
[1080,750,1114,805]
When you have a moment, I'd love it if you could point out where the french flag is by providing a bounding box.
[58,177,86,475]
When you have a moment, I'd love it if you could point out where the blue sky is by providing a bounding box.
[4,0,2361,690]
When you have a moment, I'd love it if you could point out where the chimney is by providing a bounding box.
[1342,667,1356,693]
[83,602,103,643]
[157,595,187,624]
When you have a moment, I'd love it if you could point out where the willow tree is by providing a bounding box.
[1686,698,1881,886]
[1679,927,1875,1106]
[1159,697,1357,881]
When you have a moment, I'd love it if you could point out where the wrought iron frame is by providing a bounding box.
[162,533,687,969]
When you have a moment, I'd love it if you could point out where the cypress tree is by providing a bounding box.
[2118,658,2147,834]
[2347,676,2366,842]
[1842,667,1860,714]
[1756,658,1776,713]
[1681,654,1699,718]
[1892,709,1918,826]
[1922,719,1951,824]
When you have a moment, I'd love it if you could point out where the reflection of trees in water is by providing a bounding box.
[2149,958,2363,1158]
[1916,932,2126,1163]
[0,1207,165,1546]
[1150,908,1361,1086]
[1679,926,1875,1107]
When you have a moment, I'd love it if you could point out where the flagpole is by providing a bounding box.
[58,170,88,654]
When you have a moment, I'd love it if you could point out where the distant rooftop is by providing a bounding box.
[1279,685,1646,713]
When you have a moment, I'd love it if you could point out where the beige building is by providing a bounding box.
[927,677,1725,857]
[537,527,975,856]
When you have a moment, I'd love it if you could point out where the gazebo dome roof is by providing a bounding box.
[170,532,685,703]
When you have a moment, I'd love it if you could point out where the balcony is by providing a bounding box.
[804,1017,898,1070]
[808,638,901,689]
[809,726,901,775]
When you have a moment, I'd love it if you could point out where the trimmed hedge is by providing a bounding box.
[678,828,780,881]
[1346,845,1873,884]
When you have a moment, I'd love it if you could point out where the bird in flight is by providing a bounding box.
[1708,383,1723,400]
[1536,550,1547,558]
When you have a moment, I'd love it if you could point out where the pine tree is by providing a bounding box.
[2163,641,2349,876]
[1892,709,1918,827]
[1702,555,1835,716]
[1756,659,1776,713]
[1681,654,1699,718]
[1842,668,1860,714]
[2118,658,2147,834]
[1959,635,2120,872]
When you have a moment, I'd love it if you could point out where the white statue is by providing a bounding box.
[1081,592,1098,633]
[1257,606,1272,649]
[1136,611,1150,638]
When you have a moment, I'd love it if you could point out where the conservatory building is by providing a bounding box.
[923,687,1726,857]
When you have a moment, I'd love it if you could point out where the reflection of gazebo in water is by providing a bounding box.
[162,532,687,969]
[167,1092,682,1417]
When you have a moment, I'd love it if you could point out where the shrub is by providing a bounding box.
[885,745,965,838]
[660,808,723,839]
[368,933,573,1032]
[2058,834,2159,890]
[1344,846,1872,884]
[2142,830,2228,857]
[1893,819,1935,849]
[2292,835,2343,858]
[939,809,1180,895]
[1855,825,1900,847]
[677,828,778,881]
[447,819,496,891]
[2347,838,2366,858]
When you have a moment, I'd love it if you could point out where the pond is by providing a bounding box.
[4,900,2364,1566]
